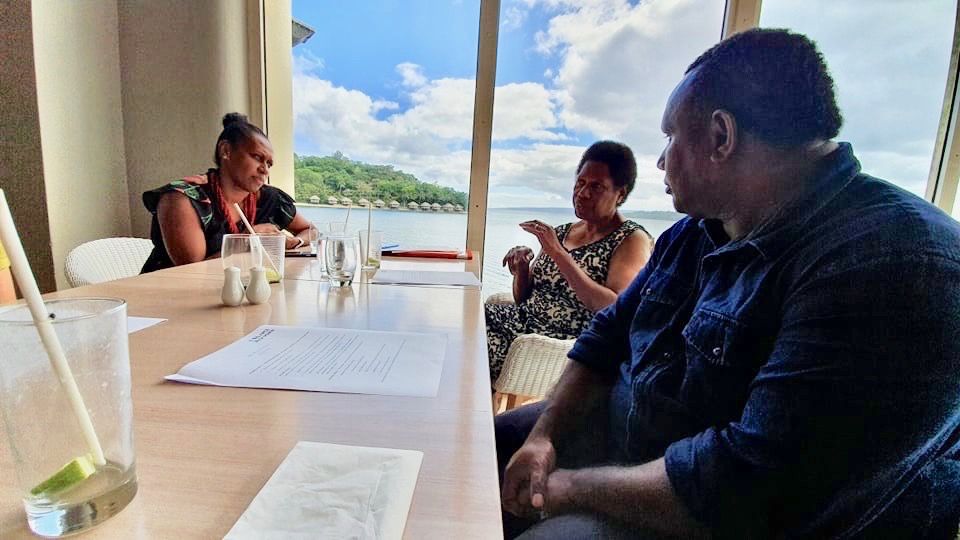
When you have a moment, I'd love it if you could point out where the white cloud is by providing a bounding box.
[396,62,427,87]
[294,0,949,209]
[502,6,527,30]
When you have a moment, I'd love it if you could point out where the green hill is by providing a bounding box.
[294,152,467,206]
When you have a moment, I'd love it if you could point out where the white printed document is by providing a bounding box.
[225,441,422,540]
[371,269,481,287]
[128,316,166,334]
[165,325,446,397]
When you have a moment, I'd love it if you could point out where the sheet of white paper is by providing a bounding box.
[165,325,446,397]
[127,316,166,334]
[370,269,481,287]
[225,441,422,540]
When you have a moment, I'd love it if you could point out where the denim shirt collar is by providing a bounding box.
[698,142,861,260]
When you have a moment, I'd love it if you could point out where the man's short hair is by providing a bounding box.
[685,28,843,147]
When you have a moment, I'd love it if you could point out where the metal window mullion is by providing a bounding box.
[723,0,762,38]
[925,3,960,213]
[466,0,500,279]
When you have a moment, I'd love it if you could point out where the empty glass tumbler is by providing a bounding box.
[324,234,358,286]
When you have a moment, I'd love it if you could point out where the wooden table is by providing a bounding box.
[0,256,502,538]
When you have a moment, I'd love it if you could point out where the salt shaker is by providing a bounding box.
[245,267,272,304]
[221,266,244,306]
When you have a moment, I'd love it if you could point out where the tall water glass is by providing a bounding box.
[324,234,358,287]
[256,233,286,283]
[221,234,262,286]
[306,223,323,256]
[359,229,383,270]
[326,221,348,235]
[0,298,137,537]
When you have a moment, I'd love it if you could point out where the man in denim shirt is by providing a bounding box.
[498,29,960,539]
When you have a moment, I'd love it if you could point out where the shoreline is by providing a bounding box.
[295,202,467,213]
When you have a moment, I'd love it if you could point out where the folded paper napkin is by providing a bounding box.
[225,441,423,540]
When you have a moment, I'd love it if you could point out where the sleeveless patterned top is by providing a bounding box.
[520,220,647,338]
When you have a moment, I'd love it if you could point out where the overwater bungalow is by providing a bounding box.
[327,196,338,205]
[389,200,401,209]
[420,202,432,211]
[442,203,454,212]
[407,201,420,210]
[455,204,464,212]
[308,195,320,204]
[431,203,442,212]
[356,198,370,207]
[339,197,352,206]
[373,199,385,208]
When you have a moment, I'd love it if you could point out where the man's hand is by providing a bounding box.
[502,246,534,276]
[519,220,564,259]
[542,468,577,515]
[501,436,557,517]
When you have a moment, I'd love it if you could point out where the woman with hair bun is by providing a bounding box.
[141,113,312,273]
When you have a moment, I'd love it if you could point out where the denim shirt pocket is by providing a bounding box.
[635,270,692,321]
[680,309,771,424]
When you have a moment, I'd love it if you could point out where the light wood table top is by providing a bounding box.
[0,257,502,539]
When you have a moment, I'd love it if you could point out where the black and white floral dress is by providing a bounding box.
[486,220,646,383]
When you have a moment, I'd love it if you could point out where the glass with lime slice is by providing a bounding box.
[0,298,138,537]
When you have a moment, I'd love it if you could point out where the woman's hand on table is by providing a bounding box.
[520,220,564,259]
[502,246,534,276]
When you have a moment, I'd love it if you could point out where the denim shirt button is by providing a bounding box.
[712,346,722,356]
[645,288,653,295]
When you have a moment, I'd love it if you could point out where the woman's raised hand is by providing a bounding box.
[502,246,534,275]
[520,220,564,258]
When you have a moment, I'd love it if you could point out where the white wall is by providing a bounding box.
[32,0,131,289]
[0,1,56,292]
[118,0,256,237]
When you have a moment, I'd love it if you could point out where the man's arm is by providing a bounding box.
[663,254,960,535]
[544,459,708,539]
[501,360,615,516]
[502,258,657,517]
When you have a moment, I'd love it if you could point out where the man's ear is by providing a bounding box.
[709,109,737,163]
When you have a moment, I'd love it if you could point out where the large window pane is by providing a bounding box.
[760,0,956,197]
[290,2,478,252]
[483,0,725,295]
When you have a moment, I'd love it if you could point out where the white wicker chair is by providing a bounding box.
[486,293,575,412]
[65,237,154,287]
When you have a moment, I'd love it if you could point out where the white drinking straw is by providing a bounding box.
[365,202,372,264]
[344,202,352,228]
[0,189,106,466]
[231,203,280,274]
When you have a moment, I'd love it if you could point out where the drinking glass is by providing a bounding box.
[324,234,358,287]
[359,229,383,270]
[0,298,137,537]
[221,234,262,286]
[306,223,323,256]
[327,221,347,235]
[256,233,286,283]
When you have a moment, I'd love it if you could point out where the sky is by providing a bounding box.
[291,0,956,210]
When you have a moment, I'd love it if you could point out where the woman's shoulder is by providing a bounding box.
[258,184,295,205]
[142,172,213,212]
[607,220,648,244]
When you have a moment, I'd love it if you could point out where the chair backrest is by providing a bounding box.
[65,237,154,287]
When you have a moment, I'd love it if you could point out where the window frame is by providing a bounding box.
[264,0,960,280]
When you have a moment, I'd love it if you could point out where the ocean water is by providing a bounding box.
[296,206,678,295]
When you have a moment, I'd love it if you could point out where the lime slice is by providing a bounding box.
[265,268,281,283]
[30,455,96,496]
